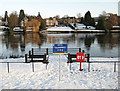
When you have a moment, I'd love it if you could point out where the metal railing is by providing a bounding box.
[0,48,119,73]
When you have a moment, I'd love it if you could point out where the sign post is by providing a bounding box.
[59,54,61,81]
[53,44,68,81]
[76,52,85,71]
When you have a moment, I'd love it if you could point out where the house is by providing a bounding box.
[1,17,8,26]
[68,17,76,24]
[45,17,58,26]
[59,17,82,26]
[76,18,81,23]
[60,17,76,25]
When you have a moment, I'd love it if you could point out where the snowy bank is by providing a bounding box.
[0,55,119,89]
[46,26,74,32]
[76,30,105,33]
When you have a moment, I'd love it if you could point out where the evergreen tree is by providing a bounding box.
[83,11,95,26]
[38,12,41,17]
[18,9,25,26]
[91,18,95,26]
[37,12,42,22]
[80,17,84,23]
[39,20,46,30]
[4,11,8,21]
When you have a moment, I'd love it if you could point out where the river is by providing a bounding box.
[0,33,120,58]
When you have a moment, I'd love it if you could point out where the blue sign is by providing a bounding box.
[53,44,68,54]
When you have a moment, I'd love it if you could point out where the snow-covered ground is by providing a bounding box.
[46,26,74,32]
[45,26,105,33]
[75,23,96,30]
[76,30,105,32]
[0,55,119,89]
[0,30,6,35]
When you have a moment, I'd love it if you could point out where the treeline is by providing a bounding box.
[3,10,46,32]
[1,10,120,32]
[79,11,119,32]
[96,13,119,32]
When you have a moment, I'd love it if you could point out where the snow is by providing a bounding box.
[47,26,74,31]
[45,25,104,33]
[76,30,105,32]
[0,55,119,89]
[0,31,5,35]
[0,26,6,30]
[43,33,74,38]
[76,23,96,30]
[110,30,120,32]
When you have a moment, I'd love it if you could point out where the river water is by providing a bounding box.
[0,33,120,58]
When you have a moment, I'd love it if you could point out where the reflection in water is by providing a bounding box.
[0,33,119,58]
[1,33,45,58]
[84,35,95,51]
[44,33,75,45]
[96,33,119,50]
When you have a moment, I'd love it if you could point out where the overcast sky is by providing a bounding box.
[0,0,119,18]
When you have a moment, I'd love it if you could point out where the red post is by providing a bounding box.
[80,62,82,71]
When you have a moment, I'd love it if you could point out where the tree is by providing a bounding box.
[96,16,107,30]
[37,12,42,22]
[8,11,18,28]
[118,16,120,26]
[80,17,84,23]
[90,18,95,27]
[63,15,69,18]
[38,12,41,17]
[39,20,46,30]
[102,11,107,17]
[18,9,25,26]
[4,11,8,21]
[99,12,118,30]
[25,18,40,32]
[77,13,81,18]
[106,13,118,30]
[83,11,95,26]
[55,15,60,20]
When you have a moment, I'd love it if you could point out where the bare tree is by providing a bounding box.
[77,13,81,18]
[63,15,69,18]
[102,11,107,17]
[55,15,60,20]
[8,11,18,28]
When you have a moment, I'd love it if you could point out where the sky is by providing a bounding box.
[0,0,119,18]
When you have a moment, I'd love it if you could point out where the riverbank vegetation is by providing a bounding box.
[0,10,119,33]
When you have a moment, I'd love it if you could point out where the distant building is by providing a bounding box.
[61,17,76,24]
[45,17,58,26]
[2,18,8,26]
[68,17,76,24]
[76,18,81,23]
[118,1,120,16]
